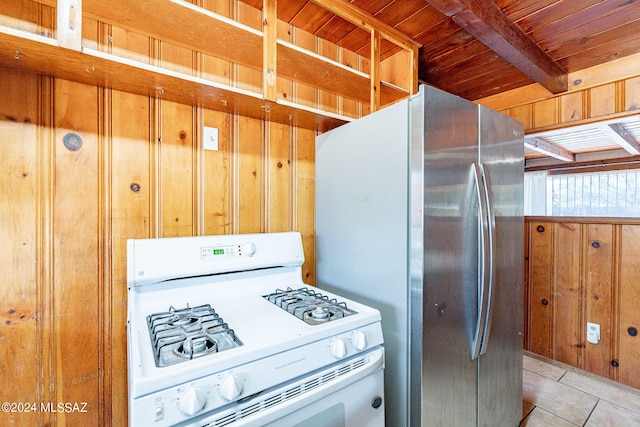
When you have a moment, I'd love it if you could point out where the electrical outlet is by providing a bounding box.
[587,322,600,344]
[203,126,219,151]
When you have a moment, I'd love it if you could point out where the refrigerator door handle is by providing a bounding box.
[479,163,497,356]
[471,163,491,360]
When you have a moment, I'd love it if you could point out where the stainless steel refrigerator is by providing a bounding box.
[315,84,524,427]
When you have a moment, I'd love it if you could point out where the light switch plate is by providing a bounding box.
[203,126,219,151]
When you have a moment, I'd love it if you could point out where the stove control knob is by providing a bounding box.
[353,332,367,351]
[241,243,256,257]
[179,388,207,416]
[330,338,347,359]
[219,375,243,401]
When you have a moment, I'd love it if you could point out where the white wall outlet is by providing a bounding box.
[587,322,600,344]
[203,126,219,151]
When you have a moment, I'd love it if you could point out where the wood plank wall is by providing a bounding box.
[504,74,640,133]
[478,52,640,130]
[0,2,369,425]
[525,217,640,389]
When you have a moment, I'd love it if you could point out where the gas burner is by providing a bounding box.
[147,304,242,367]
[264,288,357,325]
[174,335,217,359]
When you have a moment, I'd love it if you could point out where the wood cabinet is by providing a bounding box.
[525,217,640,388]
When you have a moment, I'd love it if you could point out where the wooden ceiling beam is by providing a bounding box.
[424,0,568,95]
[525,137,575,162]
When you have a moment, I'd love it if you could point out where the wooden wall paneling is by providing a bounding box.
[533,98,557,129]
[292,27,319,110]
[200,45,232,87]
[508,104,532,131]
[624,76,640,111]
[527,221,553,357]
[38,74,55,426]
[235,115,264,233]
[158,40,196,77]
[37,1,55,39]
[360,55,372,117]
[53,79,101,424]
[618,225,640,388]
[0,0,41,32]
[588,83,617,118]
[318,38,340,115]
[340,48,360,117]
[109,89,152,425]
[276,20,293,103]
[523,217,531,348]
[199,1,232,238]
[267,122,292,232]
[552,222,582,367]
[559,90,583,123]
[295,127,316,285]
[100,80,111,426]
[235,1,263,94]
[380,48,411,94]
[0,68,41,426]
[583,223,615,378]
[202,109,232,236]
[484,73,640,137]
[108,25,153,64]
[90,21,112,422]
[159,41,197,237]
[525,217,640,389]
[159,100,196,237]
[82,17,99,51]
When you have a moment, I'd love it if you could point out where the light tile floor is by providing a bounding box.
[521,352,640,426]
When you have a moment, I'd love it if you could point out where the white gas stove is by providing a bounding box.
[127,232,385,427]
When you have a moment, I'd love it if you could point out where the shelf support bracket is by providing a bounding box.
[370,29,381,113]
[262,0,277,102]
[57,0,82,51]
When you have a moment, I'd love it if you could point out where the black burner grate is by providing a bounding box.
[146,304,242,367]
[263,287,357,325]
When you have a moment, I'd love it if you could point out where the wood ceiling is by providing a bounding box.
[240,0,640,101]
[239,0,640,163]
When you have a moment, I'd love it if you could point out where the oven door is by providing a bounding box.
[262,367,384,427]
[186,347,385,427]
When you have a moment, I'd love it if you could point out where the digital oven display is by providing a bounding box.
[201,245,234,260]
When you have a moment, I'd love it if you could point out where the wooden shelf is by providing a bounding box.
[0,26,350,132]
[5,0,418,131]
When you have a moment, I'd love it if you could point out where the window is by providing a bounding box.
[529,169,640,217]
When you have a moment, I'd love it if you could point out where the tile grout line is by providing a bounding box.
[581,398,600,427]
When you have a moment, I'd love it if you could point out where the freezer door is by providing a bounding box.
[477,105,524,427]
[421,86,480,426]
[316,99,411,427]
